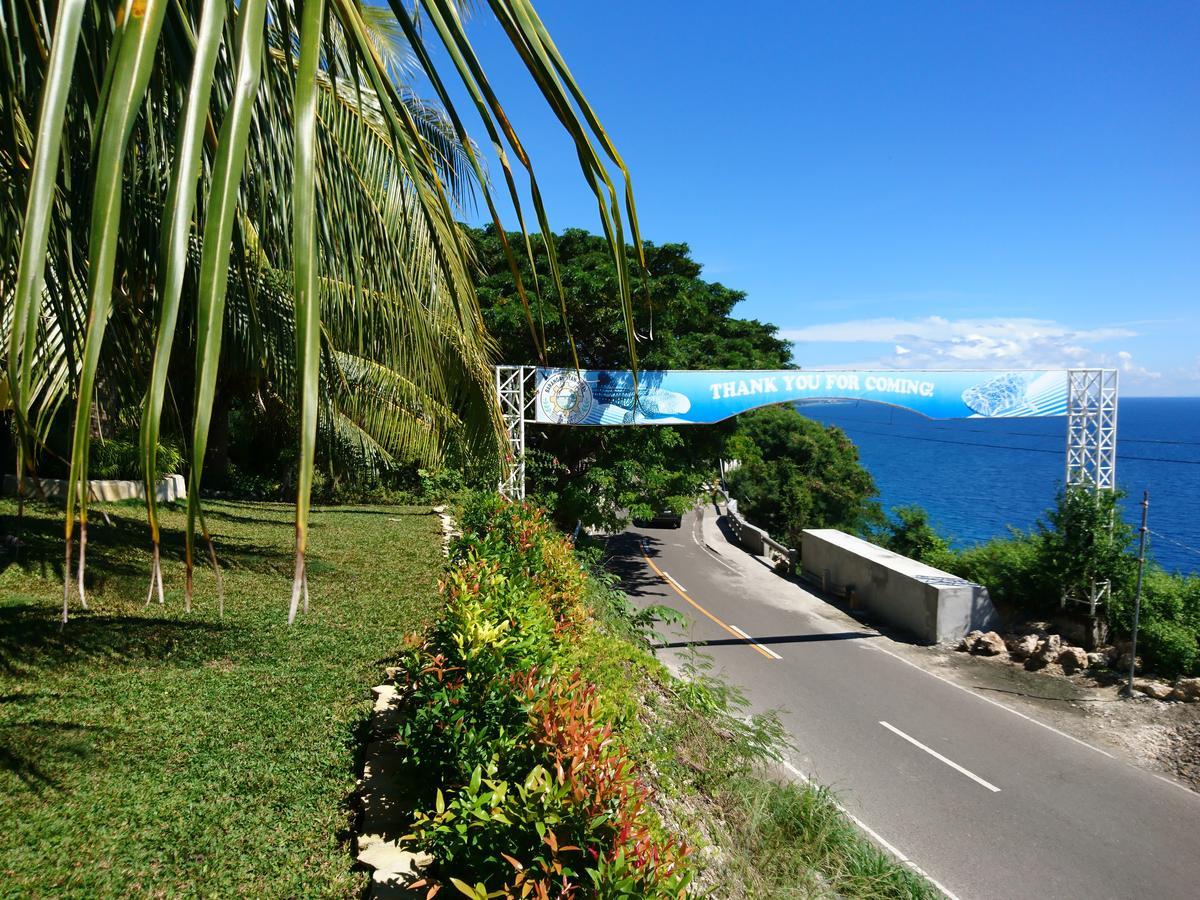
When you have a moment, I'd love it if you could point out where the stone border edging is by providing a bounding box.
[354,504,458,896]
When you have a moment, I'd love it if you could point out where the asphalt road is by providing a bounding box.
[608,507,1200,900]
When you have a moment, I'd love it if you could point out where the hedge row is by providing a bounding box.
[393,494,691,898]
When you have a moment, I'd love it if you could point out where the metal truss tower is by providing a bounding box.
[1066,369,1119,492]
[495,365,536,499]
[1062,369,1120,619]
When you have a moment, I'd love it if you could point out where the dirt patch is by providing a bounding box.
[1093,705,1200,788]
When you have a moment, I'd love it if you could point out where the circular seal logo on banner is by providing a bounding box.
[539,371,594,424]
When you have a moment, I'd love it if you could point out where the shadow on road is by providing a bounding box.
[601,532,671,600]
[658,630,881,651]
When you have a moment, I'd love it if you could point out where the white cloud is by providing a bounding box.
[1169,356,1200,381]
[1116,350,1161,380]
[781,315,1139,370]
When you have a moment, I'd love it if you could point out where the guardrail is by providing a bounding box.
[717,487,798,572]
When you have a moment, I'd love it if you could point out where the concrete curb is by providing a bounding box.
[356,679,432,896]
[3,472,185,503]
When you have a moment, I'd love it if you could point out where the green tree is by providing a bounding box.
[876,505,956,569]
[725,405,881,549]
[470,226,794,529]
[1039,486,1137,609]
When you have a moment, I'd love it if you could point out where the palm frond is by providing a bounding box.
[2,0,645,623]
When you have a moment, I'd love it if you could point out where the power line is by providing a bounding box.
[1119,454,1200,465]
[832,423,1200,465]
[1147,529,1200,560]
[833,426,1059,455]
[799,404,1200,447]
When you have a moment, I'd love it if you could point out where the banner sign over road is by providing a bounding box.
[533,368,1071,425]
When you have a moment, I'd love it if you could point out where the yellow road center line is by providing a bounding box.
[640,540,776,660]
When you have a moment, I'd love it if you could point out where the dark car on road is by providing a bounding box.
[633,505,682,529]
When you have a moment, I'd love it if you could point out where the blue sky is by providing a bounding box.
[420,1,1199,395]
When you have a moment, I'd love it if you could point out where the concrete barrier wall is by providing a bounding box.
[725,499,766,554]
[3,473,186,504]
[723,496,796,569]
[800,528,1001,644]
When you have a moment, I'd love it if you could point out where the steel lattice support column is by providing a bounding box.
[495,366,536,499]
[1065,369,1119,492]
[1063,368,1119,618]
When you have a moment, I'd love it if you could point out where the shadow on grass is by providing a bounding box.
[194,503,290,527]
[315,507,433,518]
[0,718,108,793]
[0,602,234,677]
[1,506,301,585]
[1,509,160,582]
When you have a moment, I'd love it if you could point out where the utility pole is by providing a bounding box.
[1126,491,1149,699]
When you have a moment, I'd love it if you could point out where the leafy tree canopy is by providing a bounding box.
[725,405,882,549]
[468,226,792,529]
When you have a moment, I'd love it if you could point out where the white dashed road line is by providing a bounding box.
[856,640,1117,759]
[879,721,1001,792]
[661,571,687,593]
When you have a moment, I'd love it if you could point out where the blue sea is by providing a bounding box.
[797,396,1200,576]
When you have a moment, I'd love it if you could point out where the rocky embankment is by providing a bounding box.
[958,629,1200,704]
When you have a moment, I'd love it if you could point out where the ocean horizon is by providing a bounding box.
[796,395,1200,576]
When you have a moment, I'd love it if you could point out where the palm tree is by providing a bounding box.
[2,0,647,622]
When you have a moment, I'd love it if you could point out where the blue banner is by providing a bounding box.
[533,368,1070,425]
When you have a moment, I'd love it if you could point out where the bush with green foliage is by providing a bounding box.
[1038,488,1138,609]
[23,427,183,482]
[395,494,691,896]
[90,437,183,481]
[401,492,939,898]
[1135,618,1198,680]
[950,532,1052,609]
[873,506,956,570]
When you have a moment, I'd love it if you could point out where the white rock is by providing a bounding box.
[1027,634,1063,668]
[958,630,983,652]
[1134,679,1173,700]
[1008,634,1039,661]
[372,683,401,714]
[1170,677,1200,703]
[971,632,1007,656]
[1038,634,1063,657]
[358,839,431,876]
[1057,646,1089,673]
[358,832,385,853]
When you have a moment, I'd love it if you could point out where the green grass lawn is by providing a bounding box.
[0,497,444,898]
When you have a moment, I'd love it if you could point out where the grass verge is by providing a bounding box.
[0,497,444,897]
